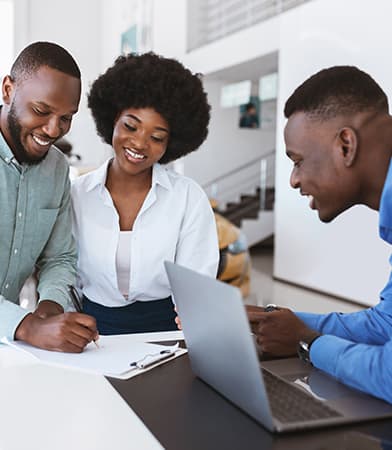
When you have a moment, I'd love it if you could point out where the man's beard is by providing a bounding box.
[7,103,48,165]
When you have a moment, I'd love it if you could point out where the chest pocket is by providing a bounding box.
[30,208,60,259]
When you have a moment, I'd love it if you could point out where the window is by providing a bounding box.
[221,80,251,108]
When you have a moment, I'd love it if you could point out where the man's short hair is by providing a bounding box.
[284,66,389,120]
[10,41,80,82]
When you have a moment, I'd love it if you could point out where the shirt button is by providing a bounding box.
[14,249,18,254]
[5,157,10,163]
[18,212,22,218]
[5,284,9,289]
[20,174,24,180]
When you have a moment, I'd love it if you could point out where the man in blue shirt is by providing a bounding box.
[0,42,97,352]
[247,66,392,403]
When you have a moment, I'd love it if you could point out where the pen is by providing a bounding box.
[68,284,83,312]
[130,349,174,370]
[67,284,99,348]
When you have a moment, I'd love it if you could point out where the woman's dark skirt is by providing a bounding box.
[82,296,177,335]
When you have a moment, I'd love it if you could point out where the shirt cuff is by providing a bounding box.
[1,306,32,340]
[295,312,322,332]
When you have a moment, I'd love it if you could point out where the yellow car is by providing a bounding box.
[214,211,251,297]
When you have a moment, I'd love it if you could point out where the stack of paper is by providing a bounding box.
[1,335,186,379]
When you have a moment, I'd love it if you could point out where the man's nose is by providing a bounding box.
[290,170,300,189]
[42,116,62,139]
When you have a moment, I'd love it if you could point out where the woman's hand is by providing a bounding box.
[174,307,182,330]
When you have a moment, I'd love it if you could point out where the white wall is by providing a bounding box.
[184,80,275,187]
[150,0,280,76]
[274,0,392,305]
[0,1,13,78]
[150,0,187,57]
[184,14,280,78]
[101,0,140,69]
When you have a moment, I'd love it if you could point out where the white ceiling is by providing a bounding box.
[205,51,278,83]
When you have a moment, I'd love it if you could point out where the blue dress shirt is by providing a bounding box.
[297,159,392,404]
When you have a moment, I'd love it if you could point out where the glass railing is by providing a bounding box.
[203,150,275,212]
[188,0,312,51]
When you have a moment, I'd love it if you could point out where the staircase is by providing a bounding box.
[217,187,275,247]
[220,187,274,227]
[204,151,275,247]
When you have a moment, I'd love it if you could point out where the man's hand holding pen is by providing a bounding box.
[14,289,99,353]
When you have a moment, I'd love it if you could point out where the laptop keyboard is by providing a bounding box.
[262,369,342,423]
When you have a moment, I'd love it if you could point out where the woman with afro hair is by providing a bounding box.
[71,52,219,335]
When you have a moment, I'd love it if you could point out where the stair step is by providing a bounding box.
[240,194,259,202]
[217,187,275,227]
[227,196,259,208]
[222,203,261,226]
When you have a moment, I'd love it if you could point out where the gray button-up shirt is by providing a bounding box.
[0,131,76,339]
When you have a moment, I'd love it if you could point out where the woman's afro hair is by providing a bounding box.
[87,52,211,164]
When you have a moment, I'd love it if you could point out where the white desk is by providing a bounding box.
[0,331,184,450]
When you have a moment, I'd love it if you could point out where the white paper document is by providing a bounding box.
[1,335,186,379]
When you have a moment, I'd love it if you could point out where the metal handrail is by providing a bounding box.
[203,150,275,212]
[203,149,275,190]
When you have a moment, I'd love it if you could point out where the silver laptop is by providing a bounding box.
[165,261,392,433]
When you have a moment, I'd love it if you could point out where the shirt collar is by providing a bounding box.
[84,158,110,192]
[151,162,173,190]
[379,158,392,243]
[84,158,173,192]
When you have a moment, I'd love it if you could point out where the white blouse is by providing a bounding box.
[71,159,219,307]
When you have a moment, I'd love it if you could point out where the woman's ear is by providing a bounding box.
[336,127,358,167]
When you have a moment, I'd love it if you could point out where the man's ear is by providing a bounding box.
[2,75,14,105]
[336,127,358,167]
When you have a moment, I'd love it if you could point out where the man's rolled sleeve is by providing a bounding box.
[297,307,390,345]
[37,286,72,311]
[296,312,323,331]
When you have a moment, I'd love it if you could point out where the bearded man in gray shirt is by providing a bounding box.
[0,41,97,352]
